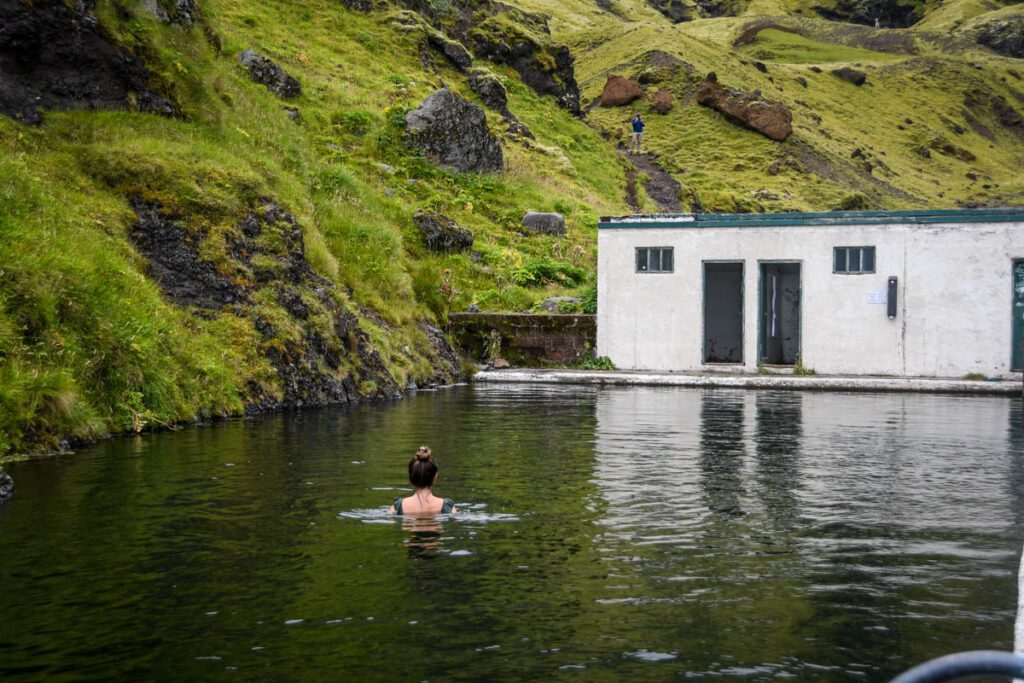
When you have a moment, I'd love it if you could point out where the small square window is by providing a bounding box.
[636,247,673,274]
[833,246,875,274]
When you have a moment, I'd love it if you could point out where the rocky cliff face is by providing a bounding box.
[467,6,582,116]
[0,0,173,124]
[131,199,460,412]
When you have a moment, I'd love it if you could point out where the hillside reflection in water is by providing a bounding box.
[1,385,1021,681]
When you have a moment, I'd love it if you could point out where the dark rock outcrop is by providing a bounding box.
[130,198,409,411]
[142,0,200,27]
[131,201,248,308]
[468,69,508,112]
[468,8,581,116]
[405,88,503,173]
[413,209,474,252]
[601,75,644,107]
[417,321,462,386]
[973,17,1024,59]
[426,31,473,71]
[929,136,976,162]
[237,50,302,99]
[468,69,535,140]
[832,67,867,86]
[0,468,12,502]
[521,211,566,236]
[0,0,173,124]
[964,89,1023,134]
[652,89,674,114]
[647,0,694,22]
[811,0,922,28]
[697,73,792,141]
[636,50,693,85]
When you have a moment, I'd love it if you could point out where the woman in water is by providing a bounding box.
[389,446,456,515]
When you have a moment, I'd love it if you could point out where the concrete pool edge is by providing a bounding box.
[473,369,1023,395]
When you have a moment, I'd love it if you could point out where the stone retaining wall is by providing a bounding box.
[448,313,596,365]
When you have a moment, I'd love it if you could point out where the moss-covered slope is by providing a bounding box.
[1,0,1022,457]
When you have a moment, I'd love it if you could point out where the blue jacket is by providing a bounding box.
[631,117,645,133]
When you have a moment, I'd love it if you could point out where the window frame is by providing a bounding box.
[635,247,674,274]
[833,246,876,275]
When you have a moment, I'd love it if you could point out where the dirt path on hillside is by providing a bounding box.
[621,150,682,213]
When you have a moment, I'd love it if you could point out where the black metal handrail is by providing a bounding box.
[891,651,1024,683]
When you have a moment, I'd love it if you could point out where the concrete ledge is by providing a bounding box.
[474,369,1023,395]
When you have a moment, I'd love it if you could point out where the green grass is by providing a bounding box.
[2,0,1024,456]
[0,0,630,457]
[744,28,907,63]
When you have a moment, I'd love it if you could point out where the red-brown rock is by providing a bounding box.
[652,88,674,114]
[696,73,792,141]
[600,75,644,107]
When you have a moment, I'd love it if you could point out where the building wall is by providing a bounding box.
[597,220,1024,377]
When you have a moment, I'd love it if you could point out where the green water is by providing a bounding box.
[1,385,1022,681]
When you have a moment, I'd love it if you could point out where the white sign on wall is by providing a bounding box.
[867,291,888,305]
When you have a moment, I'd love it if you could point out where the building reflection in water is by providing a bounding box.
[698,391,750,518]
[754,392,803,529]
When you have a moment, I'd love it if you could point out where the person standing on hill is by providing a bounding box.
[629,112,645,153]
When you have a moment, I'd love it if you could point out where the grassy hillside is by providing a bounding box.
[522,0,1024,211]
[1,0,1022,457]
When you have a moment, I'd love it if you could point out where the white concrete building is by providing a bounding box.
[597,209,1024,378]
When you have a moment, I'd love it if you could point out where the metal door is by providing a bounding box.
[1013,260,1024,370]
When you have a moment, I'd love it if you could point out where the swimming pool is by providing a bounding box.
[1,385,1021,680]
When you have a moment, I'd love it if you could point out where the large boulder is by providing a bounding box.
[238,50,302,99]
[522,211,566,236]
[405,88,503,173]
[413,209,474,252]
[0,468,12,502]
[832,67,867,86]
[468,8,581,116]
[652,88,674,114]
[696,73,792,141]
[0,0,174,124]
[601,75,644,107]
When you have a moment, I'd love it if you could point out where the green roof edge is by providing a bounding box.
[598,207,1024,229]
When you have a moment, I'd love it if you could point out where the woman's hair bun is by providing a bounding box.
[415,445,433,461]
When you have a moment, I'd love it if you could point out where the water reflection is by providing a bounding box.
[1,387,1021,681]
[401,516,445,556]
[700,392,748,518]
[592,388,1023,678]
[754,392,802,529]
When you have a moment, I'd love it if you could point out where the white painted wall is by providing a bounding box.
[597,220,1024,377]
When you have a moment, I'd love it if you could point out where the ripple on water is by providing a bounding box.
[625,650,678,662]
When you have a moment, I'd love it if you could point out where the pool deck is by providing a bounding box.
[474,369,1023,395]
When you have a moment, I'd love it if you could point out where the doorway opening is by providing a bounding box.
[759,262,801,365]
[703,262,744,364]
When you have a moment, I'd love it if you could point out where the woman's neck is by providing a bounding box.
[413,486,433,499]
